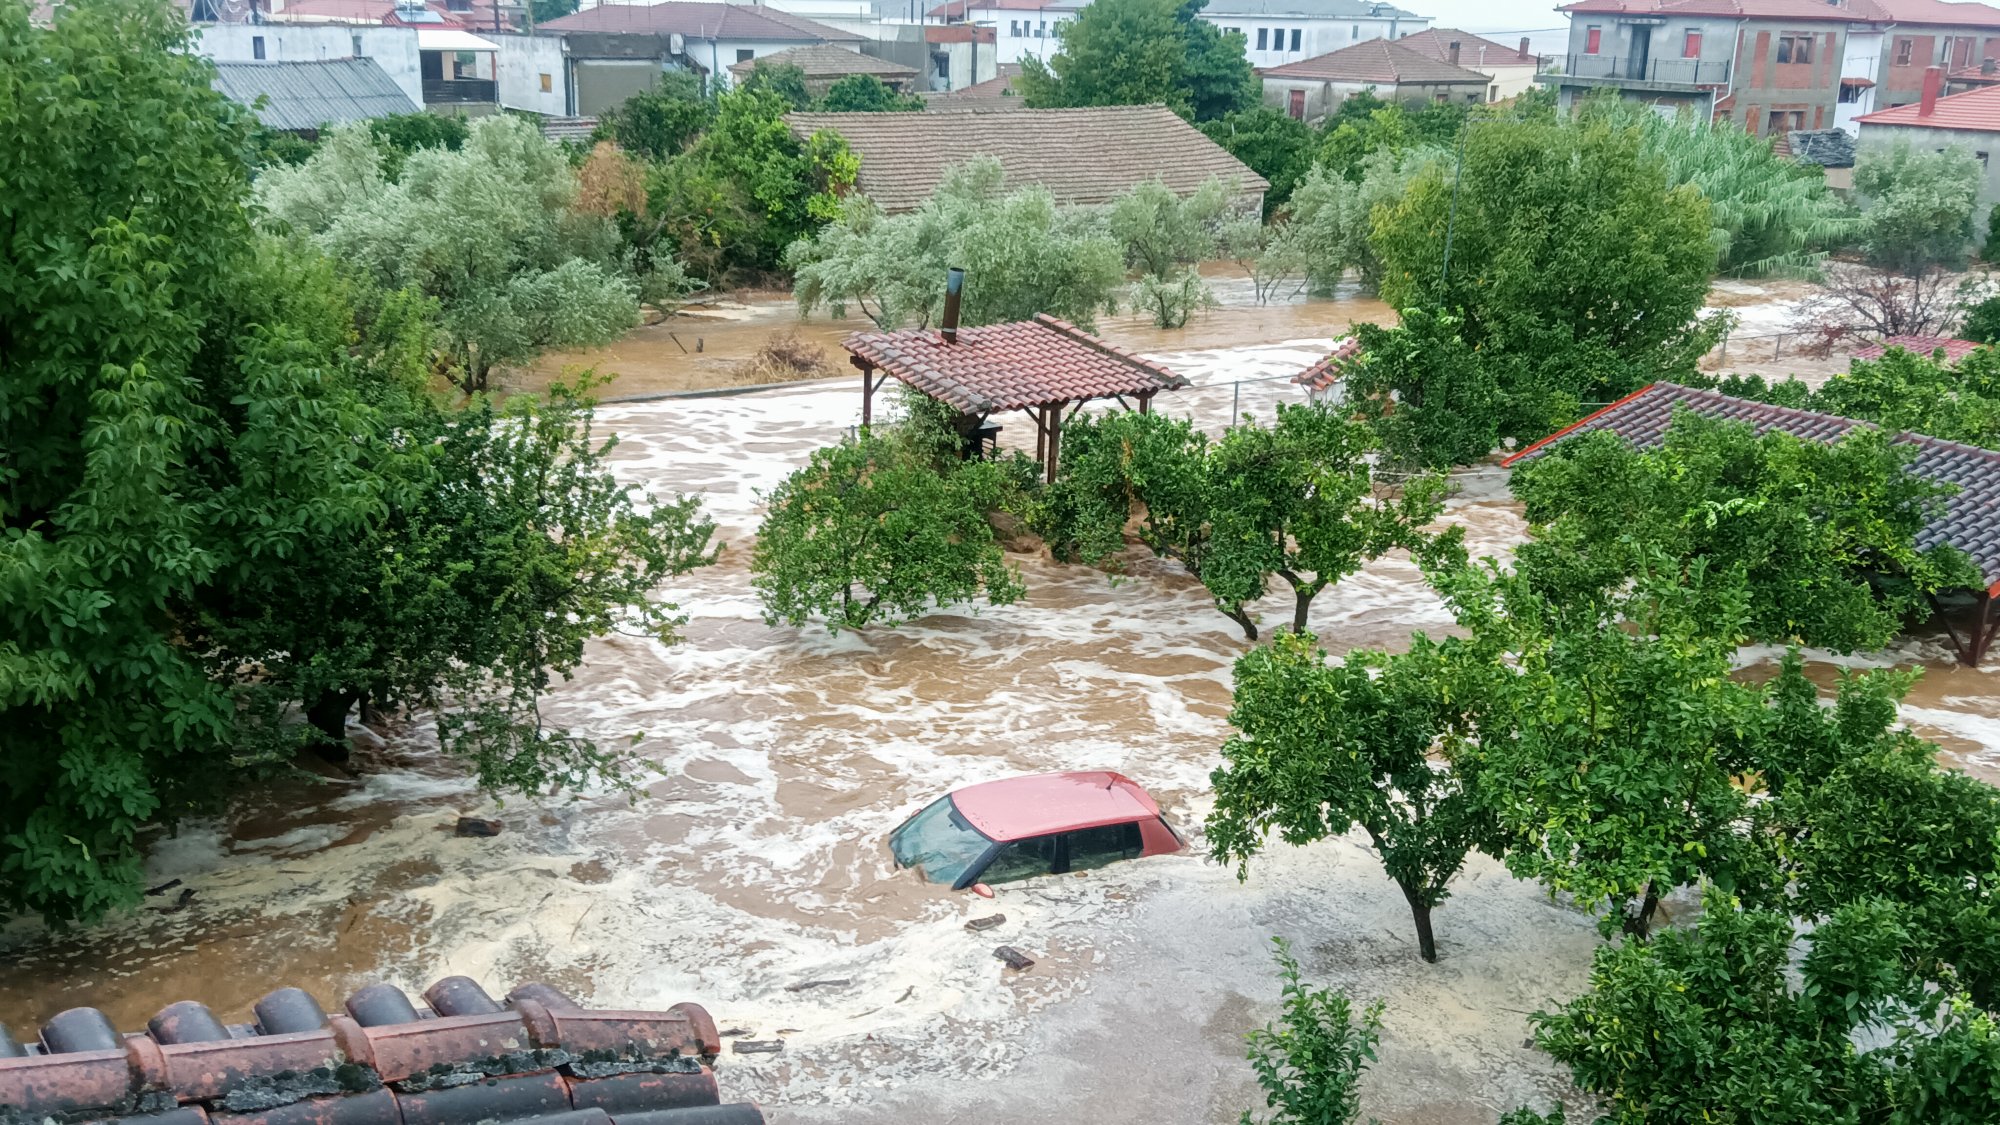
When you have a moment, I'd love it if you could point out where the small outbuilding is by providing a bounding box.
[1502,381,2000,666]
[1291,336,1362,401]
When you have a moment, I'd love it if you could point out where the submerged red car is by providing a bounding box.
[889,771,1184,891]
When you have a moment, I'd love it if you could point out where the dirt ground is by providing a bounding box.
[3,274,1993,1124]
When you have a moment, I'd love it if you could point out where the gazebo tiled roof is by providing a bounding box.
[1292,336,1362,393]
[844,314,1188,413]
[1501,382,2000,594]
[1851,335,1987,362]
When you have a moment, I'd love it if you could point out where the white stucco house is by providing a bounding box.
[1201,0,1430,70]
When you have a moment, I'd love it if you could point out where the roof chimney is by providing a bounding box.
[1984,56,1996,74]
[1448,39,1460,65]
[1921,64,1943,116]
[940,266,964,344]
[1520,36,1531,58]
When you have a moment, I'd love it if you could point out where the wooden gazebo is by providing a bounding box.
[845,312,1190,481]
[1503,382,2000,667]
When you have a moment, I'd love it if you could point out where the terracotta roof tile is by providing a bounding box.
[845,314,1190,413]
[785,105,1267,212]
[1259,38,1491,85]
[726,42,915,81]
[1503,382,2000,590]
[1858,82,2000,130]
[1395,28,1538,69]
[0,976,762,1125]
[1852,335,1988,360]
[1292,336,1363,392]
[539,2,861,42]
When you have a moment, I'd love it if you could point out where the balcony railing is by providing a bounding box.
[422,78,496,104]
[1552,53,1732,87]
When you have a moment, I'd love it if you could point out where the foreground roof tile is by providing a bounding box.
[845,314,1189,413]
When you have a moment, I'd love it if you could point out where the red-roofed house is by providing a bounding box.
[1396,28,1542,101]
[1259,38,1491,120]
[1875,0,2000,109]
[1858,67,2000,214]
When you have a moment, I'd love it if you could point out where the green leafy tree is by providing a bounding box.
[258,116,646,391]
[788,157,1124,329]
[1240,938,1384,1125]
[1034,405,1450,639]
[817,74,925,112]
[1707,349,2000,450]
[1316,101,1464,182]
[1854,140,1982,274]
[1983,202,2000,261]
[1209,633,1498,962]
[1511,415,1982,652]
[684,85,857,269]
[528,0,577,23]
[365,111,470,179]
[1130,268,1217,328]
[751,420,1028,632]
[1105,177,1236,326]
[1345,309,1504,469]
[1286,148,1441,296]
[1370,115,1723,443]
[593,72,713,161]
[1017,0,1254,121]
[1198,106,1316,212]
[738,61,812,111]
[1962,292,2000,343]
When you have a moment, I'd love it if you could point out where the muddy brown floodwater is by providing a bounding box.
[5,275,1997,1124]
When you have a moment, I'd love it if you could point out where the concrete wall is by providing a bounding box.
[494,33,566,115]
[1475,61,1537,102]
[196,23,423,107]
[1731,21,1847,135]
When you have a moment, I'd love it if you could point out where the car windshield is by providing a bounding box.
[889,796,993,887]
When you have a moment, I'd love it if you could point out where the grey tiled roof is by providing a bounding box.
[212,58,418,132]
[1787,128,1857,167]
[784,105,1268,212]
[1503,382,2000,590]
[727,43,915,81]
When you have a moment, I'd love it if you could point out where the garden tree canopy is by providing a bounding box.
[592,72,713,161]
[1196,106,1316,213]
[1315,97,1471,182]
[1208,633,1499,962]
[1,0,720,922]
[1510,415,1981,653]
[1033,404,1452,640]
[817,74,925,112]
[1280,151,1437,296]
[257,117,649,392]
[788,157,1124,330]
[1106,178,1234,327]
[1344,309,1505,470]
[738,61,813,111]
[1854,140,1983,274]
[751,404,1030,631]
[1016,0,1256,122]
[1578,94,1856,277]
[1711,349,2000,451]
[1371,115,1722,445]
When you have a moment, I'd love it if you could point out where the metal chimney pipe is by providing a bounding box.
[941,267,965,343]
[1921,64,1944,117]
[1520,36,1531,58]
[1448,40,1460,65]
[1984,56,1996,75]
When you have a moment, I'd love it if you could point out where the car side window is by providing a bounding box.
[979,835,1060,884]
[1065,823,1142,872]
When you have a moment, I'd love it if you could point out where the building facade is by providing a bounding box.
[1201,0,1430,70]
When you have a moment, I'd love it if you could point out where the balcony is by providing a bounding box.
[1543,53,1732,90]
[422,78,496,104]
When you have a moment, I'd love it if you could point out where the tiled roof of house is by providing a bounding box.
[783,105,1267,212]
[1852,334,1988,360]
[1857,82,2000,131]
[211,58,420,131]
[1559,0,1892,21]
[539,1,862,41]
[1259,38,1491,85]
[0,976,763,1125]
[726,43,915,82]
[1293,337,1364,392]
[845,314,1190,413]
[1876,0,2000,28]
[1204,0,1423,16]
[1787,128,1857,167]
[1502,382,2000,591]
[1395,28,1537,69]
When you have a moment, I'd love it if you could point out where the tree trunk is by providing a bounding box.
[306,689,359,760]
[1291,588,1315,634]
[1221,604,1259,642]
[1623,886,1662,940]
[1400,880,1439,963]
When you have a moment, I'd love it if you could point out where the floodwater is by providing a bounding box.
[4,275,1997,1122]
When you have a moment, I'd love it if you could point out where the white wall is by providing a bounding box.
[1202,14,1430,69]
[495,33,567,114]
[991,9,1078,64]
[197,24,424,107]
[1838,28,1882,135]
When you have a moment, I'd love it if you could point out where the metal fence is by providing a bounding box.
[1556,54,1732,86]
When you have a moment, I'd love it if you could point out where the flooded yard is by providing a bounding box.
[4,276,1996,1123]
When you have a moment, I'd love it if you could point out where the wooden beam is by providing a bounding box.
[1046,401,1064,484]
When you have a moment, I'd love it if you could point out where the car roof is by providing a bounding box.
[950,771,1162,842]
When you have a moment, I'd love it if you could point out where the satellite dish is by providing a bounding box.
[670,32,685,54]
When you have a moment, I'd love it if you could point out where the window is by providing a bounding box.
[1766,108,1803,133]
[1683,29,1701,58]
[1008,18,1018,34]
[1036,19,1045,36]
[1257,27,1268,49]
[932,51,949,78]
[1776,35,1812,64]
[352,33,364,56]
[1064,824,1142,873]
[1351,22,1360,38]
[1838,81,1864,104]
[539,72,552,93]
[736,48,754,62]
[1489,83,1499,101]
[1290,28,1301,51]
[980,836,1059,884]
[1584,25,1601,54]
[1288,87,1305,118]
[251,34,265,59]
[1895,37,1914,66]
